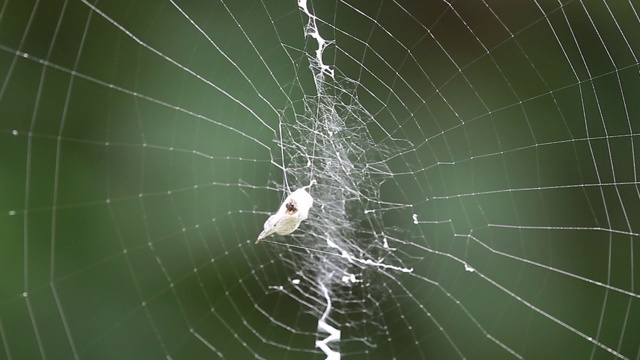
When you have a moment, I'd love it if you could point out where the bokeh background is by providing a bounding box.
[1,0,639,359]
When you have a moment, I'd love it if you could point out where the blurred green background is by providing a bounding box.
[1,0,639,359]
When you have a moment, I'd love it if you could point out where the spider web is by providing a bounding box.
[1,0,639,359]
